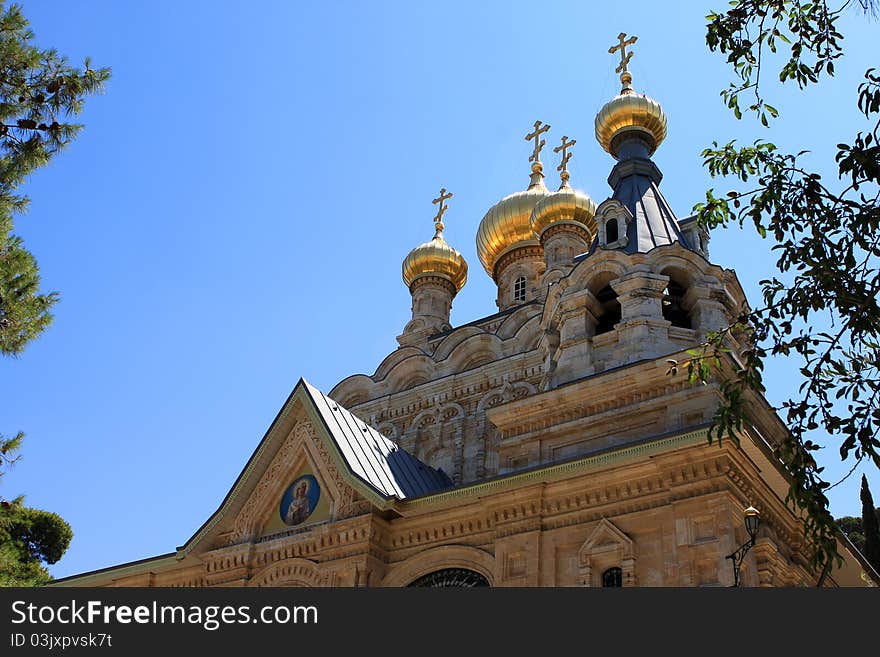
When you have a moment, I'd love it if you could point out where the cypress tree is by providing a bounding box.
[861,476,880,573]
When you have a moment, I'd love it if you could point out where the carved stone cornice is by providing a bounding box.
[408,274,457,297]
[487,357,699,439]
[494,245,544,280]
[540,221,591,245]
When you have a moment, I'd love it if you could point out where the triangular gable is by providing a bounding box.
[177,378,450,558]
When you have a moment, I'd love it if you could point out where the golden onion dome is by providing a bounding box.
[402,226,468,293]
[530,181,598,241]
[595,33,666,159]
[476,165,548,277]
[595,89,667,158]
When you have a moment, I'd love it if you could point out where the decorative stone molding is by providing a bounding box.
[578,518,636,586]
[380,545,496,587]
[230,419,354,544]
[248,558,330,587]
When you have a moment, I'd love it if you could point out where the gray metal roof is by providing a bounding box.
[301,379,452,499]
[609,157,691,255]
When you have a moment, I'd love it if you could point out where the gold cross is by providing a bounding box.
[554,135,576,183]
[609,32,637,81]
[432,187,453,233]
[525,120,551,164]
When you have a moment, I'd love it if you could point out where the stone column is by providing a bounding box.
[549,289,602,387]
[685,285,729,336]
[610,269,671,363]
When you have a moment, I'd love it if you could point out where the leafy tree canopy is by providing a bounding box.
[0,497,72,586]
[682,0,880,574]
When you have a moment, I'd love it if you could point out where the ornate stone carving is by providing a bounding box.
[578,518,636,586]
[230,419,356,544]
[248,558,330,587]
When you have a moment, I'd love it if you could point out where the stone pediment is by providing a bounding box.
[176,379,450,558]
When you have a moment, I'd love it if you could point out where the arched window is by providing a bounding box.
[605,218,619,244]
[514,276,527,302]
[662,280,691,329]
[602,567,623,588]
[594,284,621,335]
[408,568,490,587]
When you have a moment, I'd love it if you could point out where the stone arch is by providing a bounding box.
[496,304,541,340]
[476,389,505,413]
[372,346,430,381]
[567,249,631,291]
[499,379,536,403]
[432,326,485,362]
[646,243,715,280]
[447,333,503,373]
[578,518,636,587]
[328,374,377,409]
[438,401,465,422]
[383,353,435,393]
[408,408,439,432]
[248,558,326,587]
[380,545,496,587]
[506,314,543,351]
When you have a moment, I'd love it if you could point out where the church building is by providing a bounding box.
[56,35,877,588]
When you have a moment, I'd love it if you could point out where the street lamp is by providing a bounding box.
[725,505,760,587]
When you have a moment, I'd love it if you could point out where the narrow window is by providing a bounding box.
[602,567,623,588]
[594,284,621,335]
[605,218,618,244]
[514,276,527,302]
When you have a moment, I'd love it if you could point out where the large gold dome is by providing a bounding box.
[476,180,548,277]
[530,183,598,241]
[402,231,468,293]
[594,90,667,158]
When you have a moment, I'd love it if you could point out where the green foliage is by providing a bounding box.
[836,514,868,553]
[0,2,110,356]
[0,1,106,585]
[0,233,56,353]
[1,429,74,587]
[0,498,73,586]
[687,0,880,574]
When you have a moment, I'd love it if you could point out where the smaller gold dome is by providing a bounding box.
[594,90,667,158]
[476,177,548,277]
[531,183,598,241]
[402,230,468,293]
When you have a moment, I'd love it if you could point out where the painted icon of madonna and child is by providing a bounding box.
[279,474,321,526]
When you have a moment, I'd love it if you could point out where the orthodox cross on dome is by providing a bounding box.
[525,120,551,167]
[609,32,637,91]
[432,187,453,235]
[554,135,576,184]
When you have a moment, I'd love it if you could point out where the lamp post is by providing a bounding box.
[725,505,760,587]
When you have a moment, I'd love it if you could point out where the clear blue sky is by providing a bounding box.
[2,1,877,579]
